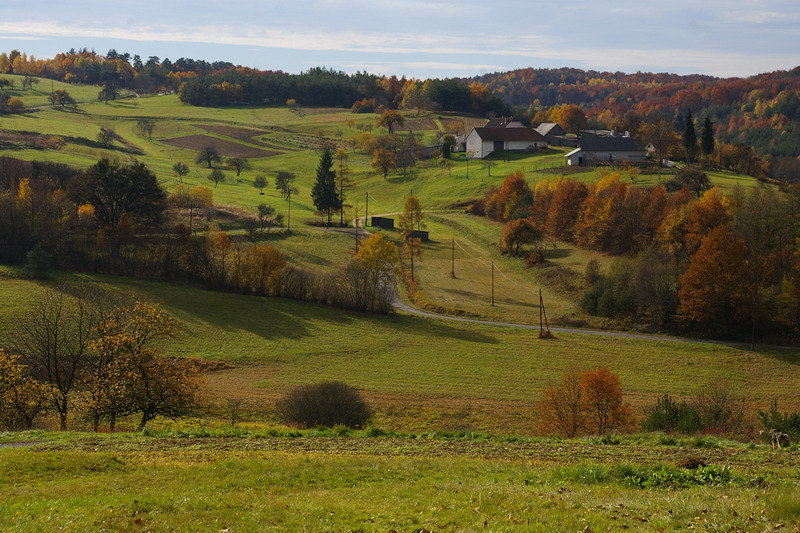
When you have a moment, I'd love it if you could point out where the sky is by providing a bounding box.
[1,0,799,79]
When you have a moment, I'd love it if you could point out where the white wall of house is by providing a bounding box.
[465,131,490,159]
[466,131,546,159]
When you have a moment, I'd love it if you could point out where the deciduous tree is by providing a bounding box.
[500,217,543,257]
[13,287,106,430]
[253,175,268,195]
[172,162,189,182]
[208,168,225,188]
[679,225,751,335]
[399,195,424,233]
[275,171,296,200]
[579,367,631,435]
[195,146,221,168]
[96,126,116,148]
[537,369,585,437]
[226,157,251,177]
[136,118,156,140]
[83,158,166,234]
[0,349,51,429]
[376,110,405,134]
[371,148,396,179]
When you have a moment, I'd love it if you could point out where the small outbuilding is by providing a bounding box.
[407,230,430,242]
[370,216,395,229]
[535,123,578,147]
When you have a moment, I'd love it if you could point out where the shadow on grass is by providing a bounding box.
[544,247,574,260]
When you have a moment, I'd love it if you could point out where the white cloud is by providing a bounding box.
[0,15,796,77]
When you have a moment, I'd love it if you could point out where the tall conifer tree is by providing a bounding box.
[311,148,339,227]
[700,114,715,156]
[682,110,697,163]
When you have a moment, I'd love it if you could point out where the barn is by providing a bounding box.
[465,127,547,159]
[565,134,647,166]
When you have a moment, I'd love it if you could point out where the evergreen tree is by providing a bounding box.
[311,149,339,227]
[700,115,715,156]
[682,110,697,163]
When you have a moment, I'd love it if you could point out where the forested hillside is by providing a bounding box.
[473,67,800,159]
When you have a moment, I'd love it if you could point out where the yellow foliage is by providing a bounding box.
[356,233,399,277]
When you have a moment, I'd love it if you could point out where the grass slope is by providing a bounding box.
[1,76,764,222]
[2,269,798,433]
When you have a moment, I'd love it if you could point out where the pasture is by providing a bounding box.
[2,269,798,435]
[0,74,764,224]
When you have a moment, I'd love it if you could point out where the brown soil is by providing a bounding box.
[195,124,289,151]
[162,134,280,158]
[401,118,438,131]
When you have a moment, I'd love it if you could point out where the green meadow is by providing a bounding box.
[2,268,798,434]
[1,431,800,531]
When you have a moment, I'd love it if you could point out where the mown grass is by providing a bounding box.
[0,432,798,531]
[2,269,799,433]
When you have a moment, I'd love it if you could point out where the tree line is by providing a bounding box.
[1,48,235,94]
[178,68,510,116]
[475,66,800,160]
[475,170,800,340]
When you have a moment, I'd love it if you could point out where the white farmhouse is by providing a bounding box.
[465,127,547,159]
[565,134,647,166]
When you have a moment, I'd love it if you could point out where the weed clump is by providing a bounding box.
[553,461,744,488]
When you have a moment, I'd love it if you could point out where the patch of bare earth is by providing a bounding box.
[161,134,280,158]
[402,118,438,131]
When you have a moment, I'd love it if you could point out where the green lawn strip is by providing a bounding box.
[0,433,797,531]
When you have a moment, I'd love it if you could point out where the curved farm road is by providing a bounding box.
[392,298,799,350]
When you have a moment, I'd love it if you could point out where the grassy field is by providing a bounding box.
[2,268,799,434]
[1,75,764,220]
[388,211,619,328]
[1,431,800,531]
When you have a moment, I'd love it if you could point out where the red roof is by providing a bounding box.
[471,127,546,142]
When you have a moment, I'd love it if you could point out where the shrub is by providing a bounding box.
[642,394,703,434]
[585,259,601,285]
[757,401,800,441]
[278,382,372,429]
[24,245,52,279]
[693,381,745,434]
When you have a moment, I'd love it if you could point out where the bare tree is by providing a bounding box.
[96,126,116,148]
[13,287,107,430]
[136,118,156,140]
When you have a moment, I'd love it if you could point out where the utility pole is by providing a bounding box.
[287,190,291,232]
[450,237,455,278]
[354,202,359,253]
[539,287,552,338]
[365,191,369,227]
[491,262,495,306]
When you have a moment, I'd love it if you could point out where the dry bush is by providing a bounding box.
[278,382,372,428]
